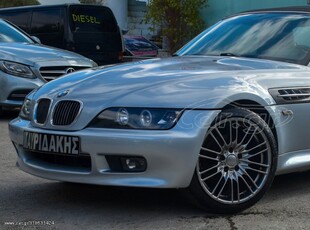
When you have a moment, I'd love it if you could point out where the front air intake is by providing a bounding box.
[52,100,81,126]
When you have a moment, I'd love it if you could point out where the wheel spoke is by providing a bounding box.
[201,147,222,156]
[240,159,269,168]
[245,127,258,146]
[234,171,240,202]
[243,165,268,175]
[199,163,220,175]
[229,120,233,145]
[239,167,258,189]
[201,170,221,182]
[210,131,223,149]
[231,177,234,203]
[244,147,268,159]
[234,120,239,144]
[215,127,228,146]
[199,154,219,161]
[212,173,224,194]
[237,171,255,195]
[216,177,229,198]
[239,124,253,146]
[244,141,266,153]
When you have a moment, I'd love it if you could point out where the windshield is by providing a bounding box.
[69,5,118,33]
[0,20,34,43]
[177,13,310,65]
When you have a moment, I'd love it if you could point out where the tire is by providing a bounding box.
[188,108,277,214]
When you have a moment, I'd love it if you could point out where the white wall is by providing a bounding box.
[105,0,128,30]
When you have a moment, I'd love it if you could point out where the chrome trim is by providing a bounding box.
[39,67,77,81]
[33,98,53,127]
[42,76,57,81]
[40,70,67,74]
[278,93,310,98]
[65,67,75,74]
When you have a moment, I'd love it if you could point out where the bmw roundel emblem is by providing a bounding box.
[57,90,70,98]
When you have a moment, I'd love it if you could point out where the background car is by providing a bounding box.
[9,7,310,214]
[0,4,125,65]
[0,18,97,115]
[124,35,158,57]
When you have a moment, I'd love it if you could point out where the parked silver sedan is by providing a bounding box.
[0,19,96,114]
[9,7,310,213]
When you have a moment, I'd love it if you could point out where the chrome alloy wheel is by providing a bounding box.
[197,117,272,204]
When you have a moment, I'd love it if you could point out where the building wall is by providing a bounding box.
[202,0,309,27]
[127,0,155,38]
[106,0,151,37]
[105,0,128,30]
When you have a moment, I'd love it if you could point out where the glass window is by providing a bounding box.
[293,26,310,47]
[0,12,30,31]
[69,6,117,33]
[31,9,61,33]
[0,20,33,43]
[177,13,310,65]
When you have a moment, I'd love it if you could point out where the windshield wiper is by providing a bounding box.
[219,53,239,57]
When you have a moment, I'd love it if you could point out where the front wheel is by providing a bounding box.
[188,108,277,214]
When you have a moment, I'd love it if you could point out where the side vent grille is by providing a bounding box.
[52,101,81,126]
[269,87,310,104]
[278,88,310,101]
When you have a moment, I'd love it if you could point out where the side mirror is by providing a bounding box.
[31,36,41,44]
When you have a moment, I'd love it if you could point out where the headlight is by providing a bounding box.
[0,61,35,78]
[19,98,33,120]
[90,108,183,130]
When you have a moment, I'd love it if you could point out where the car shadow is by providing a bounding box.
[4,170,310,218]
[265,170,310,200]
[0,109,19,121]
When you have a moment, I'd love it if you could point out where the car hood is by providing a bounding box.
[34,56,310,128]
[0,43,93,66]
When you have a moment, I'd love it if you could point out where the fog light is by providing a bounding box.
[121,157,147,172]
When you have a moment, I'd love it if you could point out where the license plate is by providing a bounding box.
[23,132,80,155]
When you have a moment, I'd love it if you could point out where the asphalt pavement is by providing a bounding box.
[1,111,310,230]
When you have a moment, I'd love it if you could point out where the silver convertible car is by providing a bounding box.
[9,7,310,213]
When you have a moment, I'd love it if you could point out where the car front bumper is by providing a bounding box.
[9,110,220,188]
